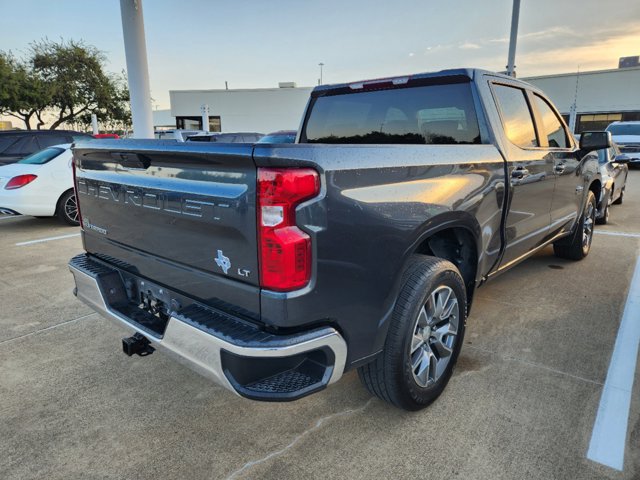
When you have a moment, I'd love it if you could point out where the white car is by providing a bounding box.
[606,121,640,166]
[0,144,79,225]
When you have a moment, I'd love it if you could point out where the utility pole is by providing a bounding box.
[318,62,324,85]
[506,0,521,77]
[569,67,581,134]
[119,0,154,138]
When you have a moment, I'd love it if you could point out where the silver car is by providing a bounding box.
[596,143,630,224]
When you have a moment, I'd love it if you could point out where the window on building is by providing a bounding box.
[492,84,538,148]
[533,95,569,148]
[576,113,622,133]
[176,116,221,132]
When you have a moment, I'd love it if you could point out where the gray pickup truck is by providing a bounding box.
[69,69,611,410]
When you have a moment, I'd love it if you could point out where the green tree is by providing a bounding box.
[0,52,52,130]
[0,39,131,131]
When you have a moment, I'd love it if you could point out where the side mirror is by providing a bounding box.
[579,131,612,151]
[613,154,631,164]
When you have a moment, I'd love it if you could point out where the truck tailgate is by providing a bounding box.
[73,140,260,319]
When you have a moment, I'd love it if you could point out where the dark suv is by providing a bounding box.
[0,130,92,166]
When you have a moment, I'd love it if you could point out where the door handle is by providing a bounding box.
[554,163,566,174]
[511,167,529,179]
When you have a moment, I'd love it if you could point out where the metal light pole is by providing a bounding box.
[506,0,521,77]
[120,0,154,138]
[318,63,324,85]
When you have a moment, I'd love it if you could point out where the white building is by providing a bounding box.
[170,84,312,134]
[524,66,640,133]
[167,65,640,135]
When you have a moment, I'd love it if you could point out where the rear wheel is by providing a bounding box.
[56,190,80,226]
[358,255,466,411]
[553,190,596,260]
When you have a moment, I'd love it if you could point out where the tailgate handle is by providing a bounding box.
[112,152,151,170]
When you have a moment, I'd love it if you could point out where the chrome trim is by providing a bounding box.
[69,264,347,395]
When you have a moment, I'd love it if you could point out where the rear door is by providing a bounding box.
[73,140,260,318]
[491,82,556,267]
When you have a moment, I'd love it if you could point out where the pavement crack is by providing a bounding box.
[226,398,374,479]
[0,312,96,346]
[466,344,604,386]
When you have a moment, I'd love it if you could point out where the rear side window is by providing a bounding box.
[18,147,65,165]
[493,84,538,148]
[302,83,481,144]
[533,95,569,148]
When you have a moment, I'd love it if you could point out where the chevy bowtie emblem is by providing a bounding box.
[215,250,231,274]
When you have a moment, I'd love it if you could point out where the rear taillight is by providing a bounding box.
[72,157,83,227]
[257,168,320,291]
[5,174,37,190]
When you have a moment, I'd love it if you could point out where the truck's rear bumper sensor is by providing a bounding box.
[68,254,347,401]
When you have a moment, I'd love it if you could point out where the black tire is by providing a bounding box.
[56,190,80,226]
[596,197,610,225]
[553,190,596,260]
[613,188,624,205]
[358,255,467,411]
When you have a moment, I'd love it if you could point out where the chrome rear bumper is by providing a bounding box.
[69,254,347,401]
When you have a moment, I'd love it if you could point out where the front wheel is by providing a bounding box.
[613,188,624,205]
[553,190,596,260]
[56,190,80,226]
[358,255,467,411]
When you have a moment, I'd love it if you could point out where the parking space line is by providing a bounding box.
[15,233,81,246]
[587,256,640,471]
[594,230,640,238]
[0,312,96,347]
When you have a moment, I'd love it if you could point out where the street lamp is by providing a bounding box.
[318,63,324,85]
[506,0,521,77]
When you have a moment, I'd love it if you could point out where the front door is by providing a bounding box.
[529,93,582,236]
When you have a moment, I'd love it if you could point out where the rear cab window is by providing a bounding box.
[301,80,481,145]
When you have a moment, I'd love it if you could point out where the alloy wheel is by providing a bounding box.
[410,285,460,387]
[64,194,79,223]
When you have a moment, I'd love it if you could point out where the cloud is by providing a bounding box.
[459,42,481,50]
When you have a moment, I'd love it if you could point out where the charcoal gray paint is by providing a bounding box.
[72,70,601,369]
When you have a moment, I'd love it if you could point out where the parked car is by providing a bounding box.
[595,143,630,224]
[186,132,264,143]
[69,69,609,410]
[257,130,297,144]
[606,121,640,166]
[0,144,78,225]
[93,133,120,139]
[0,130,92,166]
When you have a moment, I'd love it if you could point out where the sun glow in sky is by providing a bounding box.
[1,0,638,109]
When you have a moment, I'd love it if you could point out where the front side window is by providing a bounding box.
[303,82,481,145]
[4,135,38,155]
[37,135,69,149]
[493,84,538,148]
[533,95,569,148]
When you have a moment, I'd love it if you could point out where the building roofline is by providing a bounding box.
[170,87,314,94]
[523,66,640,81]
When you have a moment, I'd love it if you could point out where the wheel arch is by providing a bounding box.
[55,187,75,215]
[407,211,481,309]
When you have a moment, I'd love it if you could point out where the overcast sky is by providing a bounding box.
[1,0,639,109]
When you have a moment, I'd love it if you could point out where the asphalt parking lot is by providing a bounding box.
[1,172,639,480]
